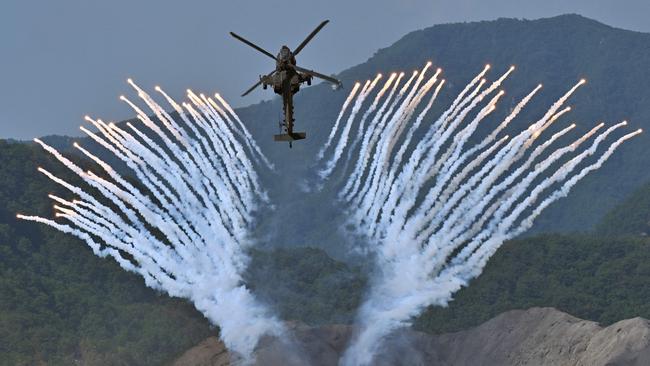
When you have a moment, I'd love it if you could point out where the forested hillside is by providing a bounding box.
[0,141,362,365]
[3,139,650,364]
[597,181,650,236]
[0,141,211,365]
[5,14,650,365]
[415,233,650,333]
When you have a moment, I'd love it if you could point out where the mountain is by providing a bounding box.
[173,307,650,366]
[0,139,366,364]
[3,138,650,364]
[236,13,650,236]
[5,14,650,365]
[414,232,650,334]
[0,141,213,365]
[42,14,650,252]
[596,180,650,236]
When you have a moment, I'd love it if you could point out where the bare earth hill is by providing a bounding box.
[173,307,650,366]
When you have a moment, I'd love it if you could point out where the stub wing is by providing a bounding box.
[294,65,342,88]
[274,132,306,141]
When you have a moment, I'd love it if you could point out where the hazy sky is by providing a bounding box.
[1,0,649,139]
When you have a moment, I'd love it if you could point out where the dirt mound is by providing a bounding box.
[174,308,650,366]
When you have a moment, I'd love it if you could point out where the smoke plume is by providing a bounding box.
[18,82,283,364]
[315,64,639,366]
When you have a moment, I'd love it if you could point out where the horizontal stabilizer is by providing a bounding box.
[274,132,306,142]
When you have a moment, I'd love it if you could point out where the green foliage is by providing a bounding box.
[0,141,212,366]
[4,136,650,363]
[243,231,650,338]
[246,247,366,325]
[596,180,650,236]
[4,14,650,364]
[414,234,650,333]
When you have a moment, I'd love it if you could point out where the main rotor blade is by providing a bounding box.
[241,80,262,97]
[293,20,329,56]
[294,65,342,87]
[230,32,277,61]
[241,70,276,97]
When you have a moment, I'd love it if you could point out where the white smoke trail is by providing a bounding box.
[215,93,275,170]
[18,82,284,364]
[316,65,639,366]
[344,73,399,164]
[410,84,544,229]
[344,71,420,210]
[340,73,406,201]
[348,70,422,214]
[317,82,363,160]
[364,71,443,237]
[318,75,382,179]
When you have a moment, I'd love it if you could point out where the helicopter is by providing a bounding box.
[230,20,342,148]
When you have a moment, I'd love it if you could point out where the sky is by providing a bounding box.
[1,0,649,139]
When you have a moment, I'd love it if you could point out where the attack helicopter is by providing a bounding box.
[230,20,342,147]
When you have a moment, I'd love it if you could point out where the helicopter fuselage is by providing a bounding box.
[229,20,340,147]
[263,46,312,96]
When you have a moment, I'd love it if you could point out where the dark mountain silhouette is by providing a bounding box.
[43,14,650,250]
[237,13,650,236]
[4,14,650,365]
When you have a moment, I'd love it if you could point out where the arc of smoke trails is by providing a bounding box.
[429,122,607,253]
[318,75,383,179]
[513,129,642,236]
[345,73,399,162]
[373,77,447,227]
[392,80,584,249]
[18,82,283,363]
[340,72,406,201]
[356,66,437,210]
[449,128,642,281]
[410,84,544,228]
[419,122,578,251]
[347,71,421,209]
[317,82,363,160]
[373,87,502,237]
[358,67,512,241]
[422,123,616,275]
[316,64,640,366]
[363,68,499,237]
[364,70,444,236]
[216,92,275,170]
